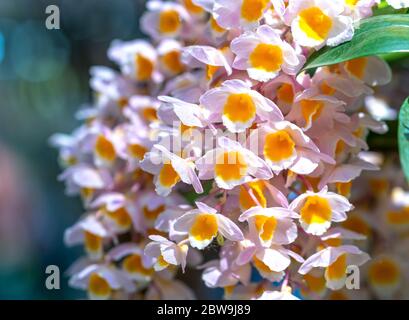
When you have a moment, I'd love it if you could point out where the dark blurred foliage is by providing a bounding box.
[368,57,409,151]
[0,0,146,299]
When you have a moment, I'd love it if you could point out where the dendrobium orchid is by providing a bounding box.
[239,206,298,247]
[284,0,354,49]
[289,186,353,236]
[212,0,273,30]
[248,120,334,175]
[299,245,370,290]
[53,0,406,301]
[174,201,244,249]
[141,143,203,196]
[200,79,283,132]
[231,25,305,82]
[196,136,273,189]
[144,235,189,271]
[69,263,137,300]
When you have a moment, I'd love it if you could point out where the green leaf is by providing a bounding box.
[398,97,409,184]
[380,52,409,62]
[180,180,213,205]
[373,2,398,16]
[378,0,390,9]
[302,14,409,71]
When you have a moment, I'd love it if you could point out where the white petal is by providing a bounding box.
[217,214,244,241]
[257,248,291,272]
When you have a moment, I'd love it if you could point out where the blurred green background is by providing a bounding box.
[0,0,146,299]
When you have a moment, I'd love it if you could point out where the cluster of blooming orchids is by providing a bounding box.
[51,0,409,300]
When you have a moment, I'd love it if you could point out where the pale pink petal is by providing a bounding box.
[236,244,257,265]
[217,214,244,241]
[257,248,291,272]
[173,212,197,233]
[196,201,218,214]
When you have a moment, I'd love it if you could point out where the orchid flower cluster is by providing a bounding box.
[51,0,409,300]
[305,153,409,299]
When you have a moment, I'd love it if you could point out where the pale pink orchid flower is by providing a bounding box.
[108,39,162,83]
[161,71,208,104]
[228,177,289,212]
[196,136,273,190]
[64,215,110,260]
[367,254,404,299]
[157,95,208,129]
[157,39,186,77]
[231,25,305,82]
[312,117,370,159]
[201,259,252,289]
[289,186,353,236]
[126,95,161,126]
[89,66,137,107]
[49,130,86,168]
[200,241,251,288]
[107,243,155,283]
[317,156,379,191]
[248,120,335,175]
[154,204,191,232]
[58,164,112,200]
[118,127,152,171]
[88,192,135,234]
[311,67,373,101]
[69,263,136,300]
[154,204,193,241]
[237,239,304,282]
[286,88,350,133]
[65,257,95,279]
[239,206,299,247]
[339,56,392,87]
[173,201,244,249]
[299,245,370,290]
[284,0,354,49]
[320,227,367,243]
[260,74,303,115]
[131,190,185,234]
[342,0,379,21]
[89,192,126,212]
[144,235,189,272]
[92,128,123,167]
[212,0,272,30]
[200,79,284,133]
[182,45,233,77]
[140,144,203,196]
[140,0,191,40]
